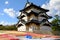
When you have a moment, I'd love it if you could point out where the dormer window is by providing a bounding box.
[42,19,46,22]
[20,15,25,19]
[18,24,23,27]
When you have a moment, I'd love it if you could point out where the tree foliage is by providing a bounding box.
[0,24,17,30]
[51,15,60,31]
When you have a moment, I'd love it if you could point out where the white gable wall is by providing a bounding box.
[22,16,27,22]
[38,17,46,21]
[20,12,28,22]
[26,8,40,13]
[29,15,37,20]
[17,24,26,31]
[26,3,31,7]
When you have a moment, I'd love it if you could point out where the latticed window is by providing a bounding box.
[18,24,23,27]
[21,19,26,24]
[20,15,25,19]
[31,26,37,31]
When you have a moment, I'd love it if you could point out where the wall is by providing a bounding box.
[21,13,28,22]
[28,23,40,33]
[26,8,40,13]
[17,24,26,31]
[28,14,38,21]
[38,17,46,21]
[40,26,52,34]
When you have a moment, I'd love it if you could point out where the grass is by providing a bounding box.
[0,30,26,36]
[0,30,5,33]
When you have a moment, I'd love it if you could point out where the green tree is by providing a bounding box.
[0,24,17,30]
[52,15,60,31]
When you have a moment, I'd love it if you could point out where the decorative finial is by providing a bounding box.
[27,0,29,3]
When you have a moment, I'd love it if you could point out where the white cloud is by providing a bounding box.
[4,8,16,18]
[5,1,9,4]
[56,11,60,16]
[0,21,17,26]
[0,21,4,25]
[0,21,8,25]
[42,0,60,16]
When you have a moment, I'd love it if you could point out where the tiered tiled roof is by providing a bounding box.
[20,3,49,12]
[40,15,52,19]
[25,19,40,25]
[17,24,23,27]
[43,23,51,26]
[27,11,39,16]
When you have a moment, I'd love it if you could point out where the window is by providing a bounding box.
[20,15,25,19]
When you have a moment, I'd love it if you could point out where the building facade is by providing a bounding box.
[16,2,52,34]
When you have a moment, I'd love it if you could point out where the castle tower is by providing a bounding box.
[16,1,52,34]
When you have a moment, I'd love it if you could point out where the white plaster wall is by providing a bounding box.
[22,16,27,22]
[40,26,52,34]
[21,13,27,22]
[26,8,40,13]
[26,3,30,7]
[40,26,51,31]
[26,8,32,13]
[19,21,24,25]
[17,25,26,31]
[32,8,40,13]
[30,15,37,20]
[38,17,46,21]
[29,24,39,32]
[19,21,22,24]
[45,21,49,23]
[39,13,45,16]
[29,25,34,32]
[29,26,36,32]
[29,27,33,32]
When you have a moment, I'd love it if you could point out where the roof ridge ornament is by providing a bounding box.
[27,0,29,3]
[24,0,31,8]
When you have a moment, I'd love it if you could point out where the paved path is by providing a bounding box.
[0,31,60,40]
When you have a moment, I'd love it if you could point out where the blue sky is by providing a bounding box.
[0,0,50,25]
[0,0,60,25]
